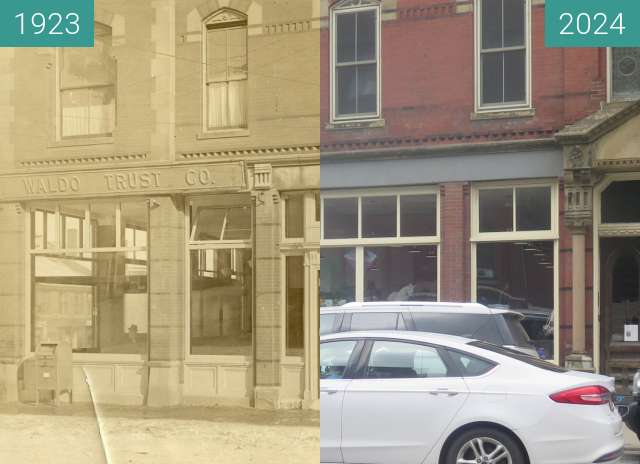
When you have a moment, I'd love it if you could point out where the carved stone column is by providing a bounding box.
[563,145,597,371]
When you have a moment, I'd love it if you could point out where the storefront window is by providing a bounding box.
[30,200,148,354]
[364,246,437,301]
[400,194,437,237]
[362,196,396,238]
[285,194,304,239]
[286,256,304,356]
[479,186,552,233]
[602,181,640,223]
[476,241,554,359]
[320,248,355,307]
[324,197,358,239]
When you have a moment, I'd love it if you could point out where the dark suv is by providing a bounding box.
[320,301,540,358]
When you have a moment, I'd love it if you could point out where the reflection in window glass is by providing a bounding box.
[400,194,437,237]
[285,194,304,239]
[366,341,448,378]
[286,256,304,357]
[516,186,551,231]
[476,241,554,359]
[479,188,513,233]
[362,196,396,238]
[320,340,357,379]
[324,198,358,239]
[350,312,398,331]
[320,248,355,307]
[364,246,437,302]
[32,252,148,354]
[411,313,503,345]
[190,248,253,355]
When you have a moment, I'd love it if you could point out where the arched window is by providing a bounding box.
[203,9,248,130]
[59,22,116,138]
[331,0,381,121]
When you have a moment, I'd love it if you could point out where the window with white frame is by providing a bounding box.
[204,10,248,130]
[321,191,439,306]
[477,0,529,109]
[60,23,116,138]
[331,0,380,120]
[610,48,640,102]
[29,200,148,354]
[472,183,557,360]
[188,196,252,356]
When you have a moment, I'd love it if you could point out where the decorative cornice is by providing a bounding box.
[595,158,640,171]
[17,153,148,169]
[180,144,319,160]
[263,21,312,35]
[397,3,458,20]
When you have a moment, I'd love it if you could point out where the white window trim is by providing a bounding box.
[330,1,382,123]
[321,187,441,303]
[474,0,532,113]
[201,9,249,135]
[470,180,559,364]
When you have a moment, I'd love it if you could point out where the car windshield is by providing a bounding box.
[468,340,568,373]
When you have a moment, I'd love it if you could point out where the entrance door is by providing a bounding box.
[600,238,640,391]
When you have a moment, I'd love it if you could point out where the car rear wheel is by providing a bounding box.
[445,428,525,464]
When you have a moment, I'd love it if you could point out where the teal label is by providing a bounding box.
[545,0,640,47]
[0,0,93,47]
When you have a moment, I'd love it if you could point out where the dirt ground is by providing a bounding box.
[0,403,319,464]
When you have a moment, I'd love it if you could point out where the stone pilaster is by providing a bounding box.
[253,188,282,409]
[146,196,185,406]
[303,250,319,409]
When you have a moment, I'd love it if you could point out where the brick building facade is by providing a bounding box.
[320,0,640,388]
[0,0,320,408]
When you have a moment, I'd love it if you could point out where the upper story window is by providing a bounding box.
[204,10,248,130]
[331,0,381,121]
[610,48,640,102]
[477,0,529,110]
[60,23,116,138]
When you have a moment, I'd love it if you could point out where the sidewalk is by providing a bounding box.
[0,403,319,464]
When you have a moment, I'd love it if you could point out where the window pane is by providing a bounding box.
[503,0,525,47]
[61,27,114,88]
[336,66,357,116]
[60,202,87,251]
[46,212,58,249]
[121,201,148,257]
[362,196,396,238]
[90,201,117,247]
[323,197,358,239]
[88,86,115,135]
[285,194,304,239]
[412,313,503,345]
[320,248,355,307]
[33,210,45,249]
[61,89,90,137]
[208,80,248,129]
[481,0,502,49]
[207,28,228,81]
[356,63,377,114]
[612,48,640,101]
[602,181,640,223]
[350,312,398,331]
[503,49,526,103]
[228,27,247,79]
[32,252,148,354]
[356,10,376,61]
[336,12,356,63]
[478,188,513,233]
[516,186,551,231]
[366,341,448,379]
[476,241,554,359]
[224,206,251,240]
[286,256,305,357]
[481,52,503,105]
[320,340,357,379]
[364,246,437,302]
[190,248,253,355]
[400,194,437,236]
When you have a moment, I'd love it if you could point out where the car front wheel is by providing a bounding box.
[444,427,525,464]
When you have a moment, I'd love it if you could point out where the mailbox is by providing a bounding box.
[34,341,73,404]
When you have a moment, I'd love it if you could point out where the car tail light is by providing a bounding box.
[549,385,611,405]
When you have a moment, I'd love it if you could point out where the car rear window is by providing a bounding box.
[446,349,496,377]
[501,314,532,347]
[468,340,568,373]
[320,314,337,335]
[411,312,503,345]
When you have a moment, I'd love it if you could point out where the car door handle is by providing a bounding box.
[428,388,459,397]
[322,390,339,395]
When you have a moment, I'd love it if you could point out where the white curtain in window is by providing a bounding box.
[208,79,247,129]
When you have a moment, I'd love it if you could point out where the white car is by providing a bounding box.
[320,331,624,464]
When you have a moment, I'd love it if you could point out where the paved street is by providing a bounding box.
[0,403,319,464]
[622,452,640,463]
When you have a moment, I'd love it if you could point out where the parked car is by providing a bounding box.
[623,370,640,441]
[320,301,539,357]
[320,331,624,464]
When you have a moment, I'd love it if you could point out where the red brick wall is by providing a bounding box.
[320,1,606,148]
[440,182,471,302]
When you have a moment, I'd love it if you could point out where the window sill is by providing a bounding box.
[48,135,115,148]
[197,128,250,140]
[471,107,535,121]
[326,118,386,130]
